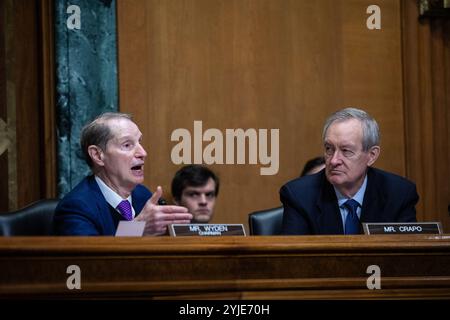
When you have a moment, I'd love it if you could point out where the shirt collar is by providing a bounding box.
[334,174,368,208]
[95,175,133,209]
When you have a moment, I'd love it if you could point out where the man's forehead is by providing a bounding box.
[183,179,216,192]
[326,120,362,139]
[324,138,359,147]
[328,118,362,130]
[106,118,141,139]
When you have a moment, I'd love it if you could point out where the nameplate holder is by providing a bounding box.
[169,224,246,237]
[362,222,442,235]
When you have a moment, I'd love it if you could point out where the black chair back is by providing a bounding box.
[248,206,283,235]
[0,199,59,236]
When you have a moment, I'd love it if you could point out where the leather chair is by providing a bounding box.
[0,199,59,236]
[248,206,283,235]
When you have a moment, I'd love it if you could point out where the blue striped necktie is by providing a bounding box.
[343,199,360,234]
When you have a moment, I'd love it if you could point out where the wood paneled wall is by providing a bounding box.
[0,0,45,210]
[117,0,410,227]
[0,0,8,211]
[402,0,450,231]
[2,0,448,232]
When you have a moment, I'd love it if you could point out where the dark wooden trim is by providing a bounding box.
[14,0,42,208]
[39,0,57,199]
[0,0,9,211]
[1,235,450,299]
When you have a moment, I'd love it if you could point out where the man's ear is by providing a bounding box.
[367,146,380,167]
[87,145,105,167]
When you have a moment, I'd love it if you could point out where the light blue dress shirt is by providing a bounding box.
[333,175,367,234]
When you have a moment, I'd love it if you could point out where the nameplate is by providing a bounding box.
[169,224,246,237]
[362,222,442,235]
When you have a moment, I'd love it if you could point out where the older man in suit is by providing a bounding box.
[54,112,192,235]
[280,107,418,235]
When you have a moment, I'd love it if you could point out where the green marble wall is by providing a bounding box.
[55,0,118,197]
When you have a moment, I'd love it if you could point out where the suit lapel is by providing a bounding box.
[87,175,111,212]
[87,175,124,230]
[132,186,149,214]
[361,168,386,222]
[316,174,344,234]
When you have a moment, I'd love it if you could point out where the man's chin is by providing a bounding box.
[132,175,145,184]
[193,214,211,223]
[327,174,345,186]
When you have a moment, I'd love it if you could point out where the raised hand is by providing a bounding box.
[135,186,193,235]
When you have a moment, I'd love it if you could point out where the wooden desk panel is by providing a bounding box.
[1,235,450,299]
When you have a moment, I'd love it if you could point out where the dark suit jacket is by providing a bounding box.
[53,175,152,235]
[280,167,418,235]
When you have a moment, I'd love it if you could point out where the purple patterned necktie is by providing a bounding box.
[117,200,133,221]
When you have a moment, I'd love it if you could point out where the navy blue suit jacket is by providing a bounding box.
[54,175,152,235]
[280,167,418,235]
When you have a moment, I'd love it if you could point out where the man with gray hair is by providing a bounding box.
[280,107,418,235]
[54,112,192,235]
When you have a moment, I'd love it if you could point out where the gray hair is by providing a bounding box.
[80,112,133,167]
[322,107,380,151]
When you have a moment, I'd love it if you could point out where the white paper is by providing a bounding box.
[115,221,146,237]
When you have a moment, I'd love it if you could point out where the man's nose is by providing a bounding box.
[330,150,342,164]
[136,143,147,158]
[199,194,207,204]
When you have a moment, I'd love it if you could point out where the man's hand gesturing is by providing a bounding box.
[135,186,193,235]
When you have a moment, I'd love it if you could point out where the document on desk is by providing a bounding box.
[115,221,146,236]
